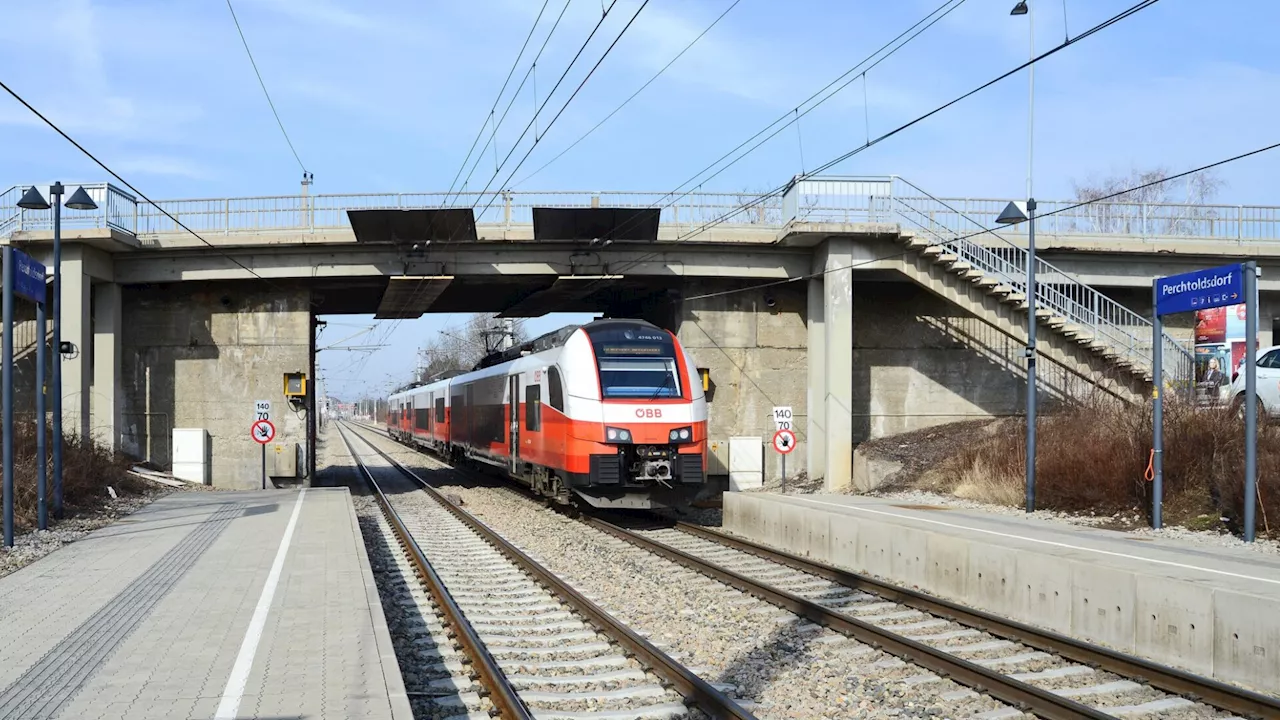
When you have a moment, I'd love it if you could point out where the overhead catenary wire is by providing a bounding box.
[0,78,292,291]
[225,0,308,174]
[663,0,1164,246]
[678,139,1280,305]
[605,0,971,234]
[444,0,557,204]
[558,0,977,296]
[389,0,647,340]
[515,0,743,187]
[560,0,1162,317]
[466,0,650,227]
[452,0,624,216]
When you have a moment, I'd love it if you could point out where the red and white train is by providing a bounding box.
[386,319,708,509]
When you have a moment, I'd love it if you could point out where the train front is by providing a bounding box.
[561,321,708,509]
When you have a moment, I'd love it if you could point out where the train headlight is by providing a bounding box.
[606,427,632,443]
[668,426,693,443]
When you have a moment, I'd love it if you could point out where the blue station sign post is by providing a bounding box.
[2,248,48,547]
[1152,261,1258,541]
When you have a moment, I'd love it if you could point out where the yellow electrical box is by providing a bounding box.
[283,372,307,397]
[698,368,710,392]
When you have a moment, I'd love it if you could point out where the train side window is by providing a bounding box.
[547,366,564,411]
[435,397,446,423]
[525,385,541,431]
[415,407,428,430]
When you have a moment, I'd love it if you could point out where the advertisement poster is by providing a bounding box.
[1193,302,1256,406]
[1194,345,1230,406]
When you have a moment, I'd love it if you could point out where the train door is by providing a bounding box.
[508,375,520,471]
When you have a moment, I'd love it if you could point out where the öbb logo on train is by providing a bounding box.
[635,408,663,419]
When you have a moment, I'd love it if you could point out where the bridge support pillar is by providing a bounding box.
[809,238,854,491]
[60,249,92,442]
[92,281,122,451]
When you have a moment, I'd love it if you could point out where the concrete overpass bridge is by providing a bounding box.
[4,175,1279,491]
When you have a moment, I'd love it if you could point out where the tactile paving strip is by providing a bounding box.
[0,504,243,720]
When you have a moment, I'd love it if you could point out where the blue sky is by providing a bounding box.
[4,0,1279,400]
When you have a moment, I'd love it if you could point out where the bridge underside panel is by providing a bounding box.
[348,208,477,243]
[497,275,632,318]
[374,275,454,319]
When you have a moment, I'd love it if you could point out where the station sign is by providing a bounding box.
[1155,263,1243,316]
[13,250,46,304]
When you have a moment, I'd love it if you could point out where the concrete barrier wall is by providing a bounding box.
[724,493,1279,694]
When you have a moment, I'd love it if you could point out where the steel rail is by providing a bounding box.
[673,522,1280,720]
[334,423,533,720]
[341,421,758,720]
[582,515,1111,720]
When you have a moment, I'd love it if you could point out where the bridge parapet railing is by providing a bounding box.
[131,190,787,236]
[0,183,137,236]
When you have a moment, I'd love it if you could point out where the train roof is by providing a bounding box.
[472,318,665,369]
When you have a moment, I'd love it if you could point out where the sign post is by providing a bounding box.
[772,428,796,493]
[3,249,47,546]
[252,418,276,490]
[1153,261,1256,540]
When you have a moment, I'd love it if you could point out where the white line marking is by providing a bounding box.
[781,496,1280,587]
[215,489,308,719]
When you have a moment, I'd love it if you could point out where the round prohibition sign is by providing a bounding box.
[251,419,276,445]
[772,428,796,455]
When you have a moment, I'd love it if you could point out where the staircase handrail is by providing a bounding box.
[887,177,1194,388]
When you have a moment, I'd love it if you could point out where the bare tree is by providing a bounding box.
[414,314,529,384]
[1070,167,1226,237]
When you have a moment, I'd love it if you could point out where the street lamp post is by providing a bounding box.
[997,199,1038,512]
[16,183,97,519]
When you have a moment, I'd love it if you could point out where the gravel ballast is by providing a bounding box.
[347,425,1021,719]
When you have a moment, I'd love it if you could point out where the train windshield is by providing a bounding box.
[598,358,682,399]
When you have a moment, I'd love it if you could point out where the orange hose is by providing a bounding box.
[1144,448,1155,483]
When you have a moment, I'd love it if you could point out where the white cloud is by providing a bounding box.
[116,155,213,180]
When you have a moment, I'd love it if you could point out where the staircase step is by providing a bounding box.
[974,276,999,288]
[990,284,1015,296]
[920,246,944,258]
[934,253,960,264]
[902,236,930,249]
[946,261,973,273]
[1006,292,1027,304]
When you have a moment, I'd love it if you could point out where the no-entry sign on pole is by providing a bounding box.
[772,428,796,495]
[252,419,276,490]
[251,419,276,444]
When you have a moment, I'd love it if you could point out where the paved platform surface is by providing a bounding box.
[724,492,1280,692]
[0,488,412,720]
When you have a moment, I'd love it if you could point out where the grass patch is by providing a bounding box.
[932,399,1279,538]
[3,420,148,531]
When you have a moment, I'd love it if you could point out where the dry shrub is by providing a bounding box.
[1,421,145,530]
[935,397,1280,537]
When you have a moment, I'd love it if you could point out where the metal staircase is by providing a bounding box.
[884,177,1194,391]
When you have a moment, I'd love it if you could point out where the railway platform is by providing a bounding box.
[0,488,412,720]
[723,492,1280,696]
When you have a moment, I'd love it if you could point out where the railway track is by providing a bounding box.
[349,420,1280,720]
[336,421,755,720]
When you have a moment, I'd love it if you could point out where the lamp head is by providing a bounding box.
[1010,1,1029,15]
[17,187,50,210]
[65,186,98,211]
[995,201,1030,225]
